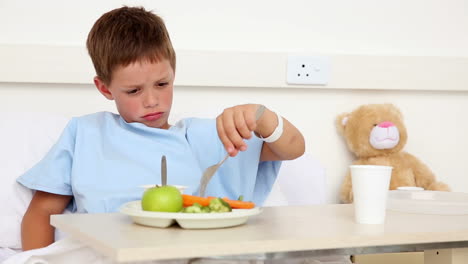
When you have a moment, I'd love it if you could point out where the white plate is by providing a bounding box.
[387,190,468,215]
[119,200,262,229]
[396,186,424,191]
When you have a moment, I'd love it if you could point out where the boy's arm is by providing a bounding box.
[21,191,72,250]
[256,108,305,161]
[216,104,305,161]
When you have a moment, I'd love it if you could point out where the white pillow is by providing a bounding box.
[0,112,69,249]
[263,153,327,206]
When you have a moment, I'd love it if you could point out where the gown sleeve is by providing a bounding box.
[17,118,77,196]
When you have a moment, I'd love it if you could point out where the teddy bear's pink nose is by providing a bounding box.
[378,121,395,128]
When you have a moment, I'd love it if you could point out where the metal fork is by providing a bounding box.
[198,105,266,196]
[198,154,229,197]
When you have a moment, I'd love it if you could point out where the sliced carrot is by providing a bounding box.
[182,194,255,209]
[182,194,210,207]
[222,198,255,209]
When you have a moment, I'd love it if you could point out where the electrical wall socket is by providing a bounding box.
[286,55,330,85]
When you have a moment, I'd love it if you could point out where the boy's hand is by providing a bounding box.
[217,103,305,161]
[216,104,261,157]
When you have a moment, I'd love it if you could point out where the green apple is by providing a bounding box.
[141,185,183,212]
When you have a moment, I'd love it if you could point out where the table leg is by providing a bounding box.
[424,248,468,264]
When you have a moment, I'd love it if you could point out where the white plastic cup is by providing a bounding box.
[350,165,393,224]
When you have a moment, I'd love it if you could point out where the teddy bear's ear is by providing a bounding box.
[335,112,349,136]
[384,103,404,120]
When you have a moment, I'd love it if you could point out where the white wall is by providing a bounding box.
[1,0,468,203]
[1,0,467,56]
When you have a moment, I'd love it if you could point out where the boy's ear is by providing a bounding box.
[94,77,114,100]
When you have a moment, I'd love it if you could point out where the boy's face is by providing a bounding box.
[94,59,174,129]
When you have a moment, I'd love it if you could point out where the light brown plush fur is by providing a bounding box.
[337,104,450,203]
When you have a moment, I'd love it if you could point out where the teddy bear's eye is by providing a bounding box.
[373,124,377,127]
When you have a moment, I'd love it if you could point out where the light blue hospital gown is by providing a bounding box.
[17,112,281,213]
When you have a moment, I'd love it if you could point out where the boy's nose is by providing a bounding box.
[378,121,395,128]
[143,92,158,108]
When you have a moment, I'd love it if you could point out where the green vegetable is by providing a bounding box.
[182,198,232,213]
[183,204,203,213]
[191,203,202,208]
[200,206,211,213]
[208,198,232,213]
[181,202,212,213]
[237,195,244,201]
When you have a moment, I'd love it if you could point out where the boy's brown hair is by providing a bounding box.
[87,6,176,84]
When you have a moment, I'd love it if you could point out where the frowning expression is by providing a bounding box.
[95,59,174,129]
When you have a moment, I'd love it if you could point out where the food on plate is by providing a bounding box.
[222,197,255,209]
[207,197,232,212]
[141,185,183,212]
[182,203,211,213]
[182,194,256,210]
[182,194,211,207]
[182,198,232,213]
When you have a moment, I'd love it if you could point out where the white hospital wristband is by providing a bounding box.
[260,111,284,143]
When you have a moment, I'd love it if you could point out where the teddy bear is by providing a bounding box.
[336,103,450,203]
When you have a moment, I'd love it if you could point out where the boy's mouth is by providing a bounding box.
[142,112,164,121]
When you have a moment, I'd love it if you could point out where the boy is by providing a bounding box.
[18,6,305,251]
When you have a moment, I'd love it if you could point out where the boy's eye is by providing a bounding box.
[127,89,139,94]
[158,82,168,87]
